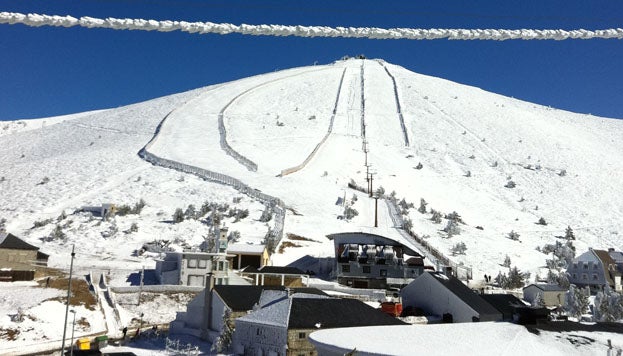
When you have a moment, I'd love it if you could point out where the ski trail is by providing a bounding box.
[279,68,347,176]
[220,67,335,172]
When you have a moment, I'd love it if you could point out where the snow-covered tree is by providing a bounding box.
[445,211,464,224]
[402,218,413,231]
[430,210,442,224]
[507,230,520,241]
[418,198,427,214]
[503,255,511,268]
[227,230,241,243]
[184,204,196,220]
[565,285,590,319]
[49,224,66,241]
[443,219,460,237]
[343,204,359,221]
[564,226,575,240]
[594,286,623,322]
[211,309,234,353]
[451,242,467,256]
[172,208,184,223]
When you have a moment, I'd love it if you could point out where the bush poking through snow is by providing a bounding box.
[430,210,443,224]
[172,208,185,223]
[505,180,516,188]
[507,230,520,241]
[451,242,467,256]
[227,230,241,243]
[418,198,428,214]
[503,255,511,267]
[537,217,547,225]
[415,162,423,170]
[403,218,413,231]
[343,204,359,221]
[49,224,66,241]
[443,219,460,237]
[129,222,138,233]
[564,226,575,240]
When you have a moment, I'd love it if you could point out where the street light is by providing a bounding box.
[69,310,76,356]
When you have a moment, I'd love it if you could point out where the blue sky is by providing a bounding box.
[1,0,622,120]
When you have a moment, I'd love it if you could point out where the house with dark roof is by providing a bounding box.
[401,271,502,323]
[567,248,622,293]
[523,284,568,307]
[231,291,405,356]
[169,275,327,342]
[0,232,48,281]
[241,265,310,287]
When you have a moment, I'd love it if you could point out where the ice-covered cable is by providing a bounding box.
[1,12,623,40]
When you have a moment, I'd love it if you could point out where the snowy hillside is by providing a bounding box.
[1,58,623,284]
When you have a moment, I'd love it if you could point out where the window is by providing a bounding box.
[380,269,387,277]
[218,261,224,271]
[198,259,207,268]
[582,273,588,280]
[573,263,578,269]
[583,263,588,270]
[298,332,306,339]
[342,264,350,273]
[592,274,598,280]
[363,266,371,274]
[572,273,577,280]
[187,259,197,268]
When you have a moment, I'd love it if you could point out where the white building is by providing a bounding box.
[401,271,502,323]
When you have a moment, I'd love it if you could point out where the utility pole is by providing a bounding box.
[374,196,379,227]
[138,265,144,305]
[369,172,376,197]
[61,244,75,355]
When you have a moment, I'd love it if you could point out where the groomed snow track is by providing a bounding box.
[279,68,347,176]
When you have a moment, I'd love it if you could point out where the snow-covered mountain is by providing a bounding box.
[2,58,623,282]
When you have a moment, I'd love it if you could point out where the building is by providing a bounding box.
[227,243,269,270]
[231,290,405,356]
[0,232,48,281]
[242,266,310,287]
[169,278,328,342]
[480,293,526,321]
[401,271,502,323]
[567,248,622,293]
[155,251,233,286]
[523,284,568,307]
[327,232,427,289]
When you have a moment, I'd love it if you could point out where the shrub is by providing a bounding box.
[451,242,467,256]
[430,210,442,224]
[228,231,241,243]
[444,219,460,237]
[172,208,185,223]
[537,217,547,225]
[418,198,427,214]
[344,205,359,221]
[507,230,520,241]
[503,255,511,267]
[505,180,516,188]
[129,222,139,233]
[415,162,423,170]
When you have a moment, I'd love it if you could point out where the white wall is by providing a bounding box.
[401,273,479,323]
[233,320,287,356]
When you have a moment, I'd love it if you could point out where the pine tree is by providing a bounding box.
[418,198,428,214]
[507,230,520,241]
[184,204,197,220]
[532,292,546,308]
[564,226,575,240]
[212,309,234,353]
[503,255,511,268]
[565,285,589,319]
[537,217,547,225]
[430,210,442,224]
[444,219,460,237]
[451,242,467,256]
[173,208,185,223]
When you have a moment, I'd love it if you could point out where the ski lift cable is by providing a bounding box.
[1,12,622,40]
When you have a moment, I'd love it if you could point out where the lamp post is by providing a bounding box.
[69,310,76,356]
[61,244,75,355]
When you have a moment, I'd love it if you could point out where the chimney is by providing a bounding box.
[201,273,215,340]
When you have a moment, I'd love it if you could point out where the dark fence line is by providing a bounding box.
[378,61,409,147]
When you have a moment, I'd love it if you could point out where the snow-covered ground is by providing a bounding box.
[1,58,623,354]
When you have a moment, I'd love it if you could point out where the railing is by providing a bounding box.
[378,61,409,146]
[384,198,473,281]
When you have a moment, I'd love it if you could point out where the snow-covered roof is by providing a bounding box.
[0,233,40,251]
[525,283,568,292]
[227,243,266,254]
